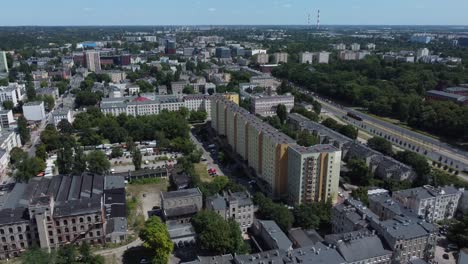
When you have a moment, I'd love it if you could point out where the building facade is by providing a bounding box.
[85,51,101,72]
[23,101,46,121]
[287,144,341,205]
[250,95,294,117]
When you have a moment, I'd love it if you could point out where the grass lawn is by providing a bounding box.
[194,163,212,183]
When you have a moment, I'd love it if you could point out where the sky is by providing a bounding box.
[1,0,468,26]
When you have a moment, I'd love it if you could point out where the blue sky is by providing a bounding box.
[2,0,468,26]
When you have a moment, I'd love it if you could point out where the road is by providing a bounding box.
[295,87,468,173]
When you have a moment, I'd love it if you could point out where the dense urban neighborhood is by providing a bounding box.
[0,23,467,264]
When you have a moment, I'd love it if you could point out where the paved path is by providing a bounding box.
[95,238,143,262]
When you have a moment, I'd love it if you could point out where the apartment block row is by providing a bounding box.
[299,51,330,64]
[210,95,341,204]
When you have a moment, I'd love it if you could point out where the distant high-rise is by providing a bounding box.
[165,39,177,55]
[274,52,288,64]
[299,52,314,64]
[0,51,8,73]
[85,51,101,72]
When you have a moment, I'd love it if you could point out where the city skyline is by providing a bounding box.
[2,0,468,26]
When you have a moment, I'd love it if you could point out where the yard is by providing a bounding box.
[194,163,213,183]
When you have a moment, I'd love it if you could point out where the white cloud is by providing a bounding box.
[208,7,216,12]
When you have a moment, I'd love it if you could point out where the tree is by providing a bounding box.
[351,187,369,205]
[2,100,14,110]
[86,150,110,175]
[347,159,373,186]
[18,116,31,144]
[14,157,45,182]
[192,211,248,255]
[297,131,319,147]
[72,147,87,174]
[10,147,27,165]
[395,151,430,185]
[35,144,48,161]
[447,213,468,248]
[253,193,293,232]
[312,101,322,115]
[26,82,36,100]
[276,104,288,124]
[139,217,174,264]
[182,85,196,94]
[367,136,393,156]
[42,95,55,110]
[20,247,52,264]
[132,148,142,170]
[57,119,73,134]
[322,118,340,130]
[338,125,358,139]
[57,145,73,175]
[111,147,123,158]
[293,204,320,229]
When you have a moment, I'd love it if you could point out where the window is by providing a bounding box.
[10,236,15,241]
[72,227,76,232]
[18,234,23,240]
[79,218,84,223]
[63,220,68,225]
[0,229,3,235]
[17,227,21,232]
[8,228,13,233]
[72,219,76,224]
[87,216,92,222]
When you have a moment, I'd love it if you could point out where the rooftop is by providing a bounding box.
[161,188,202,200]
[257,220,292,251]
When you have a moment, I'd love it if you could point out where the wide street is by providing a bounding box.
[293,86,468,175]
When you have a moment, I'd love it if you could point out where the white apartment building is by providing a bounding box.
[85,51,101,72]
[52,108,74,126]
[0,83,24,106]
[417,48,430,59]
[23,101,46,121]
[288,144,341,204]
[0,51,8,73]
[273,52,288,64]
[0,110,14,129]
[250,95,294,117]
[315,51,330,64]
[351,43,361,51]
[393,185,463,222]
[256,53,269,64]
[299,52,314,64]
[250,75,280,91]
[334,43,346,50]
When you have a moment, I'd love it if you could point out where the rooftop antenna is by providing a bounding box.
[316,9,320,30]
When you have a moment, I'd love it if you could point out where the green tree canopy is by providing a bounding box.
[86,150,110,175]
[192,211,248,255]
[276,104,288,124]
[139,217,174,264]
[367,136,393,156]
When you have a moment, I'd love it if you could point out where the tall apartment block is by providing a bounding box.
[256,53,269,64]
[288,144,341,204]
[273,52,288,64]
[211,95,340,201]
[299,52,314,64]
[0,51,8,73]
[315,51,330,64]
[85,51,101,72]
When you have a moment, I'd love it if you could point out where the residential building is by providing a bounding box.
[23,101,46,121]
[334,43,347,50]
[0,110,14,129]
[287,144,341,205]
[52,108,74,126]
[369,214,437,263]
[367,43,377,50]
[393,185,463,222]
[84,51,101,72]
[215,47,231,59]
[0,131,21,175]
[252,220,292,251]
[0,83,24,106]
[171,81,189,95]
[143,36,157,42]
[250,95,294,117]
[411,35,433,44]
[205,191,254,233]
[250,75,280,91]
[369,193,403,221]
[167,222,196,248]
[0,174,126,260]
[288,228,324,248]
[101,70,127,83]
[350,43,361,51]
[0,51,8,73]
[417,48,430,59]
[444,86,468,96]
[256,53,269,64]
[160,188,203,224]
[315,51,330,64]
[273,52,288,64]
[325,230,393,264]
[299,52,314,64]
[331,198,379,234]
